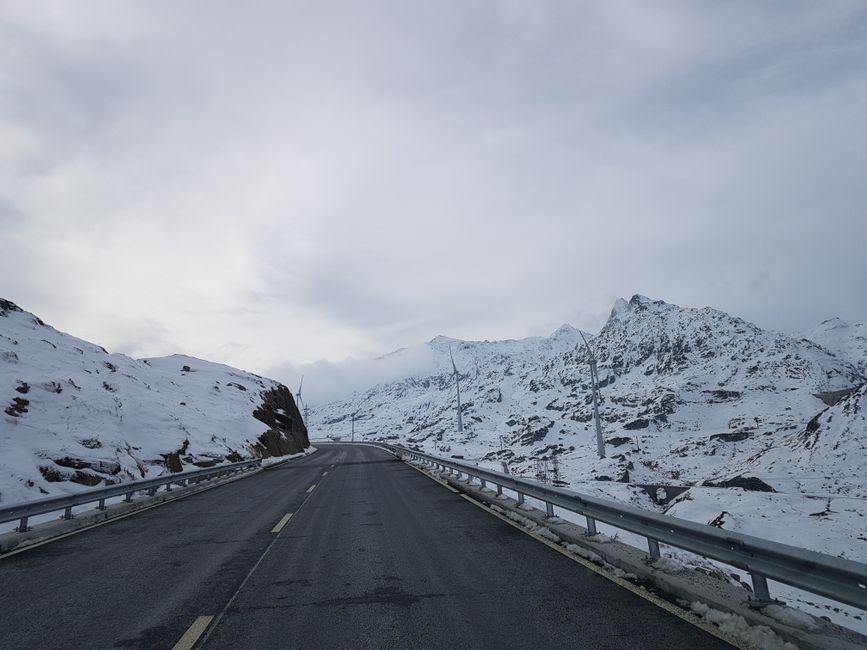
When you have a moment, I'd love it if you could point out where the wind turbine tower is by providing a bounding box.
[579,332,605,459]
[296,376,306,427]
[351,410,359,442]
[449,348,464,433]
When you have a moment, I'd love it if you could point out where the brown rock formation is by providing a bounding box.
[251,385,310,457]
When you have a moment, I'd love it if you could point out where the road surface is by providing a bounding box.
[0,443,731,649]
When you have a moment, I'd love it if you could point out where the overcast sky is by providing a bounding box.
[1,1,865,402]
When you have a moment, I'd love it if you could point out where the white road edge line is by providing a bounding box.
[322,471,329,476]
[404,461,743,650]
[271,513,293,533]
[172,615,213,650]
[307,484,317,493]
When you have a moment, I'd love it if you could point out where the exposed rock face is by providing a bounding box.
[252,385,309,456]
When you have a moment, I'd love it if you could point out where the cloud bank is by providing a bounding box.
[1,1,865,391]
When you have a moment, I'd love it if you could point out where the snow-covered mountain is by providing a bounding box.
[801,317,867,376]
[0,299,309,505]
[312,294,864,494]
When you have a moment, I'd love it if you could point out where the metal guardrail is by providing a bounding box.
[0,459,262,533]
[382,444,867,612]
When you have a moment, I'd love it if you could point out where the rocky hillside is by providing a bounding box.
[0,299,309,504]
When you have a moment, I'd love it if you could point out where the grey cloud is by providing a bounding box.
[0,1,865,378]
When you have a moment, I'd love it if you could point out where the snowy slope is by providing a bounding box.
[0,299,308,505]
[801,317,867,376]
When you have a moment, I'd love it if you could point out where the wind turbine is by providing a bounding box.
[579,331,605,459]
[351,410,360,442]
[449,348,464,433]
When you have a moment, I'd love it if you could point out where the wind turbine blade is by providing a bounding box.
[449,348,458,375]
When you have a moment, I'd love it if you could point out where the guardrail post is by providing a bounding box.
[97,498,106,511]
[480,478,486,489]
[124,492,133,503]
[647,538,661,560]
[749,573,774,607]
[545,502,555,518]
[585,516,598,536]
[63,506,73,520]
[165,482,172,492]
[517,492,525,506]
[496,484,503,496]
[17,516,29,532]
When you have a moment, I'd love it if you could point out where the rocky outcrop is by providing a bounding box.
[252,385,309,457]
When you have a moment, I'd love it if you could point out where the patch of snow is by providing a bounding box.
[690,602,799,650]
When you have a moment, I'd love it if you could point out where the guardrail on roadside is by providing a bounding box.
[381,443,867,612]
[0,459,262,533]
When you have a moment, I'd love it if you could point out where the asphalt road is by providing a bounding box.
[0,444,732,649]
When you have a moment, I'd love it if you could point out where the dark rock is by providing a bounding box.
[5,396,29,416]
[708,511,728,528]
[251,385,309,457]
[162,452,183,473]
[703,476,776,492]
[39,465,108,486]
[54,457,121,475]
[709,431,751,443]
[702,390,742,402]
[15,382,29,394]
[624,418,649,430]
[606,436,632,447]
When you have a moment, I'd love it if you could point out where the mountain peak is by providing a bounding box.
[608,294,668,322]
[550,323,578,338]
[428,334,459,347]
[817,317,848,330]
